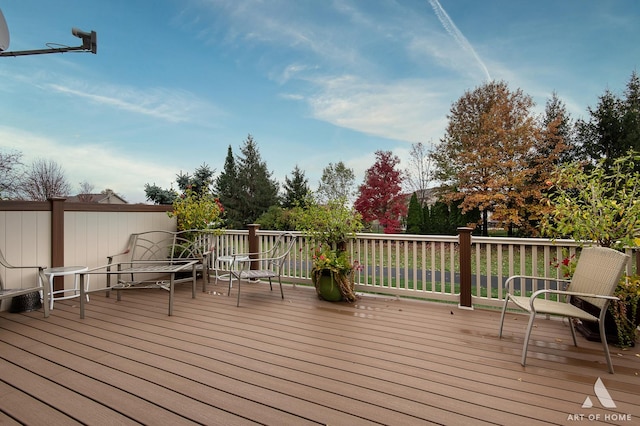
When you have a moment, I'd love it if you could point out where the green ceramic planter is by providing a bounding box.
[314,271,343,302]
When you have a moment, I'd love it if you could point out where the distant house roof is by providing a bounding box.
[67,192,128,204]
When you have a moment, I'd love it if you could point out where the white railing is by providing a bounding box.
[1,201,637,309]
[232,231,638,309]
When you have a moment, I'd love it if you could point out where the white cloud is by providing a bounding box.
[47,82,225,125]
[0,126,174,203]
[303,75,449,143]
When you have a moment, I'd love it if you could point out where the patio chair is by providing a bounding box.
[0,248,49,318]
[228,232,297,306]
[498,246,629,374]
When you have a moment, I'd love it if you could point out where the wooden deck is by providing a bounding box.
[0,279,639,425]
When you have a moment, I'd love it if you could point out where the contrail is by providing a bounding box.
[428,0,492,81]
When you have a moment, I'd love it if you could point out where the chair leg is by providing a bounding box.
[236,278,241,307]
[569,317,578,346]
[599,319,615,374]
[498,295,510,338]
[278,277,284,299]
[521,311,537,367]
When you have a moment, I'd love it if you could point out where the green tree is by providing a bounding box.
[145,163,216,205]
[621,71,640,165]
[576,89,625,169]
[255,205,296,231]
[235,134,279,226]
[144,184,177,205]
[427,201,450,235]
[317,161,355,203]
[215,145,242,227]
[282,165,310,209]
[541,92,576,165]
[542,151,640,249]
[576,71,640,170]
[405,193,423,234]
[176,163,215,196]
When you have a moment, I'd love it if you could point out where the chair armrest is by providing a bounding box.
[529,288,619,301]
[504,275,571,293]
[107,249,130,264]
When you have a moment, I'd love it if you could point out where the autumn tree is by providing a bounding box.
[21,158,71,201]
[354,150,407,233]
[316,161,355,203]
[515,93,574,235]
[431,81,544,236]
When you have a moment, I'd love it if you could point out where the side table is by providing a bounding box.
[215,255,250,287]
[44,266,89,310]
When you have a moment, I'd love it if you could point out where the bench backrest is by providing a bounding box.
[121,230,216,264]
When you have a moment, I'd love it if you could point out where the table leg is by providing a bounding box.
[169,272,174,316]
[191,263,197,299]
[48,274,55,311]
[80,274,86,319]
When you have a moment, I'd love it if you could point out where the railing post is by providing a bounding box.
[458,227,473,310]
[50,197,66,293]
[247,224,260,270]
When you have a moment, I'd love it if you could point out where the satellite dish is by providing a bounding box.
[0,8,9,51]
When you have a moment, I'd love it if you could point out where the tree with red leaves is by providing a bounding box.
[354,150,407,233]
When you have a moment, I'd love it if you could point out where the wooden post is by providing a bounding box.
[247,224,260,270]
[50,197,66,293]
[458,227,473,310]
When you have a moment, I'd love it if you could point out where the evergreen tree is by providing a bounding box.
[235,134,279,226]
[576,71,640,171]
[541,92,576,165]
[176,163,215,196]
[405,192,423,234]
[144,183,177,205]
[422,202,431,234]
[282,165,310,209]
[621,71,640,167]
[215,145,242,227]
[145,163,215,205]
[428,201,450,235]
[576,89,625,169]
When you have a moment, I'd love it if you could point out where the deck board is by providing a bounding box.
[1,279,639,425]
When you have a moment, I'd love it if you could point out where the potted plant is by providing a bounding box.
[292,196,363,302]
[609,274,640,347]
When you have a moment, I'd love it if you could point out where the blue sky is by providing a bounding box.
[1,1,638,204]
